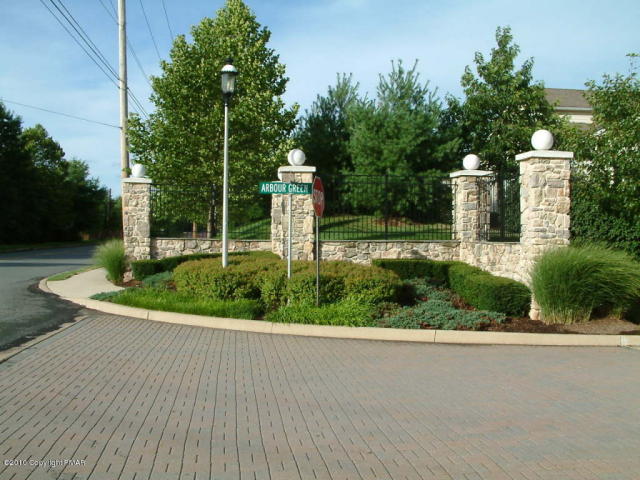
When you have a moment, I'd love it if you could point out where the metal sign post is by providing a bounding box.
[287,192,293,279]
[312,177,325,306]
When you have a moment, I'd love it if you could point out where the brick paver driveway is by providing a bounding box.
[1,314,639,480]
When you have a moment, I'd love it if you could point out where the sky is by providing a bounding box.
[1,0,638,194]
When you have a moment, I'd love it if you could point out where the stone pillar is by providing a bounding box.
[517,149,572,319]
[122,178,152,261]
[450,170,493,242]
[271,165,316,261]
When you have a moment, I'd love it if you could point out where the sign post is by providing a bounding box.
[312,177,325,306]
[259,181,312,279]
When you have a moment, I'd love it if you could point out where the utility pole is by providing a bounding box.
[118,0,129,178]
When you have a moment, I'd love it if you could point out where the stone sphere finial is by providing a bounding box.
[531,129,554,150]
[131,163,146,178]
[287,149,306,166]
[463,154,481,170]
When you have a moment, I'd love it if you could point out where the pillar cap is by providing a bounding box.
[449,170,493,178]
[516,150,573,161]
[277,165,316,180]
[122,177,153,184]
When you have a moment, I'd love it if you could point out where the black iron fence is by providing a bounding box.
[151,183,271,240]
[319,173,455,241]
[478,171,521,242]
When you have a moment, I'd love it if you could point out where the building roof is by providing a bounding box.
[544,88,592,111]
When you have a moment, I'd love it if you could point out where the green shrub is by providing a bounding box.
[265,298,376,327]
[174,253,279,300]
[375,259,530,316]
[141,271,173,289]
[372,259,461,284]
[383,299,506,330]
[531,244,640,324]
[94,239,127,284]
[99,287,262,319]
[131,253,220,280]
[447,264,531,317]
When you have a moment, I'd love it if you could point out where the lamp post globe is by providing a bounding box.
[220,58,238,268]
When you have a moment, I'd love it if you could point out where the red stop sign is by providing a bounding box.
[312,177,325,217]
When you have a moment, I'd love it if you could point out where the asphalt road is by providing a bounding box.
[0,245,96,349]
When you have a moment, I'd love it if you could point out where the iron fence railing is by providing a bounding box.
[478,171,521,242]
[150,183,271,240]
[319,173,455,241]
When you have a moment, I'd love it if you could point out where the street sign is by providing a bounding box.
[259,182,311,195]
[312,177,325,217]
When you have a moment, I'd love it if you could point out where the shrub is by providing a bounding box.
[372,259,461,284]
[531,244,640,324]
[141,271,173,289]
[375,259,530,316]
[94,239,127,284]
[383,299,506,330]
[447,264,531,317]
[174,253,279,300]
[265,298,376,327]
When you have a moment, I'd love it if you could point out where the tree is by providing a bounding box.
[347,60,444,178]
[443,26,563,174]
[0,103,38,242]
[570,57,640,256]
[128,0,297,234]
[341,60,449,220]
[294,73,360,177]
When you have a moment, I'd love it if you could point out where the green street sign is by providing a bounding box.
[259,182,312,195]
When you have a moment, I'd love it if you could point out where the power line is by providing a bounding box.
[96,0,152,88]
[1,98,121,129]
[40,0,150,117]
[97,0,117,22]
[139,0,162,63]
[161,0,174,42]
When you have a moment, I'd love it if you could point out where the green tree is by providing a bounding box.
[294,73,359,177]
[0,103,39,242]
[128,0,297,233]
[347,60,443,178]
[570,56,640,256]
[343,60,448,220]
[443,26,563,174]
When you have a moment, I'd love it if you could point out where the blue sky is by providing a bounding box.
[1,0,638,194]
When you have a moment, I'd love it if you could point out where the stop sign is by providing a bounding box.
[312,177,325,217]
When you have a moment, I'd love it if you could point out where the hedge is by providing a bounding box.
[375,258,531,317]
[372,259,462,284]
[173,255,402,308]
[131,251,277,280]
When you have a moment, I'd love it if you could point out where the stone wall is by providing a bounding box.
[320,241,460,264]
[123,148,572,318]
[458,241,524,283]
[122,178,152,260]
[151,238,271,260]
[271,166,316,260]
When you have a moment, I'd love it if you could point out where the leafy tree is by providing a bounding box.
[128,0,297,233]
[347,60,444,178]
[0,104,39,242]
[443,26,563,174]
[294,73,359,177]
[570,56,640,257]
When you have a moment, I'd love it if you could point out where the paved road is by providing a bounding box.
[0,245,95,349]
[1,314,638,480]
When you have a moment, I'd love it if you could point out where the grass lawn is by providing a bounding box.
[93,288,262,319]
[158,215,454,241]
[0,240,101,254]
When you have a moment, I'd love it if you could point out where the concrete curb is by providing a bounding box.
[45,279,640,348]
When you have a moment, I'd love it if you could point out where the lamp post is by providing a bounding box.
[220,58,238,268]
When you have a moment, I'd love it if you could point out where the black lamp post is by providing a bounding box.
[220,58,237,268]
